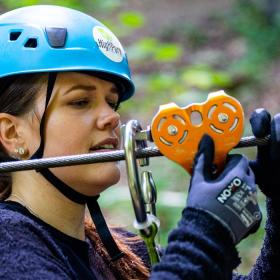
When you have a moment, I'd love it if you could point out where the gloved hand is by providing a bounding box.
[187,134,262,244]
[249,108,280,198]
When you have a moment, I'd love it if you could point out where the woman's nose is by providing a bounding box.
[96,105,121,130]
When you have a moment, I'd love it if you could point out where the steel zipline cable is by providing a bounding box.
[0,135,270,173]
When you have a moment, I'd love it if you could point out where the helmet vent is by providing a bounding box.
[45,27,67,48]
[10,31,22,41]
[24,38,38,48]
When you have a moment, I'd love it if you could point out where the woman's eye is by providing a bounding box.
[69,99,89,107]
[108,101,121,111]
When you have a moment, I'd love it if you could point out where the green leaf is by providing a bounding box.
[154,43,182,62]
[211,72,232,87]
[136,38,158,52]
[182,68,213,90]
[148,73,177,93]
[119,11,145,29]
[127,38,158,61]
[181,66,232,90]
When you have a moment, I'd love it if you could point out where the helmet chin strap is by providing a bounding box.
[30,73,124,262]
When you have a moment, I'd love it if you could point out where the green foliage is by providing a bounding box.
[181,65,232,90]
[118,11,145,28]
[110,11,146,37]
[147,73,179,94]
[128,38,183,63]
[127,38,157,61]
[154,43,183,62]
[228,0,280,77]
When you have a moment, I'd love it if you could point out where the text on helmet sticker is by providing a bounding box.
[93,26,124,63]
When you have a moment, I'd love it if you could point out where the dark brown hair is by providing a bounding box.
[0,73,48,198]
[0,73,150,279]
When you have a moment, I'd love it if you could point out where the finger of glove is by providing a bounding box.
[250,108,271,137]
[250,108,271,160]
[270,113,280,161]
[216,154,248,182]
[192,134,214,183]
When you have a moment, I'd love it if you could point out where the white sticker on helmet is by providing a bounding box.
[93,26,124,63]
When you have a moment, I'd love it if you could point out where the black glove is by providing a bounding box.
[249,108,280,199]
[187,134,262,244]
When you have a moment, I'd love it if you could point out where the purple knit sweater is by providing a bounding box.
[0,198,279,279]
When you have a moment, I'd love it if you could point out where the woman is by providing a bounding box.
[0,5,262,280]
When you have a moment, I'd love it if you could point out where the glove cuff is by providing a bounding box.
[178,207,241,269]
[196,207,236,243]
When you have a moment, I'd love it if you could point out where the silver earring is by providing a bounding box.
[15,147,25,155]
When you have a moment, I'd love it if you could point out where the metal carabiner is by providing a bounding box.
[122,120,148,226]
[122,120,160,264]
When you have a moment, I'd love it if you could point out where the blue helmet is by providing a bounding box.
[0,5,135,102]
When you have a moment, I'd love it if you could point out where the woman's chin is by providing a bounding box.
[51,162,121,196]
[83,163,121,193]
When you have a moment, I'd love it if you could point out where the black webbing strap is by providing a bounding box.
[39,168,88,204]
[87,198,124,262]
[31,73,57,160]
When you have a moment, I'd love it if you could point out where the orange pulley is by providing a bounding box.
[150,90,244,173]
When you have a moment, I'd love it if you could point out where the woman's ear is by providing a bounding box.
[0,113,28,158]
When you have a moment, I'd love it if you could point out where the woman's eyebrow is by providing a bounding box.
[110,85,119,94]
[63,85,97,96]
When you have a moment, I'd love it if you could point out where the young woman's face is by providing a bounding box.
[27,72,122,196]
